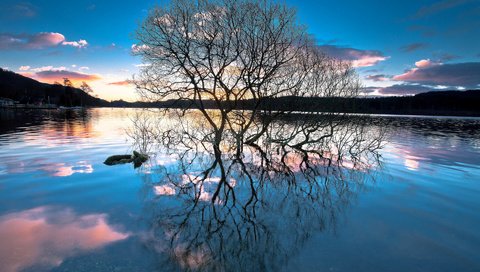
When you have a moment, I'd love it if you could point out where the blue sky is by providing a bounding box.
[1,0,479,101]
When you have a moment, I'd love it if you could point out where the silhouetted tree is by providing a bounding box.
[79,81,93,94]
[134,0,361,177]
[63,78,73,87]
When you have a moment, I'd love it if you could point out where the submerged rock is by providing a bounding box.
[132,151,149,168]
[104,151,149,168]
[104,155,133,165]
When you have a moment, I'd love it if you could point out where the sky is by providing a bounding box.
[1,0,479,101]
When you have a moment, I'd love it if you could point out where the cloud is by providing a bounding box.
[35,70,101,82]
[62,39,88,48]
[79,66,89,71]
[134,63,151,68]
[413,0,473,18]
[376,84,436,95]
[23,66,102,83]
[365,74,389,82]
[400,43,428,52]
[10,2,37,17]
[108,80,133,86]
[131,44,150,54]
[393,62,480,88]
[0,32,88,50]
[19,65,30,71]
[0,32,65,50]
[318,45,388,67]
[0,206,128,272]
[414,59,440,68]
[433,52,460,61]
[30,66,66,72]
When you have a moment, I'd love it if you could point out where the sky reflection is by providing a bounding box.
[0,109,479,271]
[3,157,93,177]
[0,206,129,272]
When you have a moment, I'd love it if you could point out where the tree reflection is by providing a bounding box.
[130,2,384,269]
[131,109,384,271]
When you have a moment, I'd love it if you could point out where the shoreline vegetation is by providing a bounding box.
[1,68,479,117]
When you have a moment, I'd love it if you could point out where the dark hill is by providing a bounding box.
[1,68,479,116]
[142,90,480,116]
[0,68,109,106]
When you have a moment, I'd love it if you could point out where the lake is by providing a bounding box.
[0,108,479,272]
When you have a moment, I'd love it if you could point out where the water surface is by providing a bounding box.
[0,108,479,272]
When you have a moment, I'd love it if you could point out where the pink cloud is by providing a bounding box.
[23,67,102,83]
[318,45,388,67]
[414,59,440,68]
[108,80,133,86]
[393,62,480,87]
[0,207,128,272]
[0,32,65,50]
[18,65,30,71]
[0,32,89,50]
[31,33,65,48]
[365,74,389,81]
[35,70,101,82]
[352,55,388,68]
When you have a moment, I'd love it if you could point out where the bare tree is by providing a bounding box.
[79,81,94,94]
[134,1,362,201]
[134,0,359,134]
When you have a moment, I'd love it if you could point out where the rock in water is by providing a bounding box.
[104,155,133,165]
[132,151,149,168]
[104,151,149,167]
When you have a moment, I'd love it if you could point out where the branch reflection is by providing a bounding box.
[132,109,385,271]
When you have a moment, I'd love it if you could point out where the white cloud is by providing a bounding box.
[131,44,150,54]
[62,39,88,48]
[19,66,31,71]
[30,66,67,72]
[134,63,151,67]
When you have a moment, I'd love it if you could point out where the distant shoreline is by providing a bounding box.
[2,69,479,118]
[2,106,480,118]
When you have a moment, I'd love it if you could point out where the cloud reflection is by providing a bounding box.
[42,160,94,177]
[0,206,129,272]
[4,158,93,177]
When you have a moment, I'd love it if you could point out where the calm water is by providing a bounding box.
[0,108,479,272]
